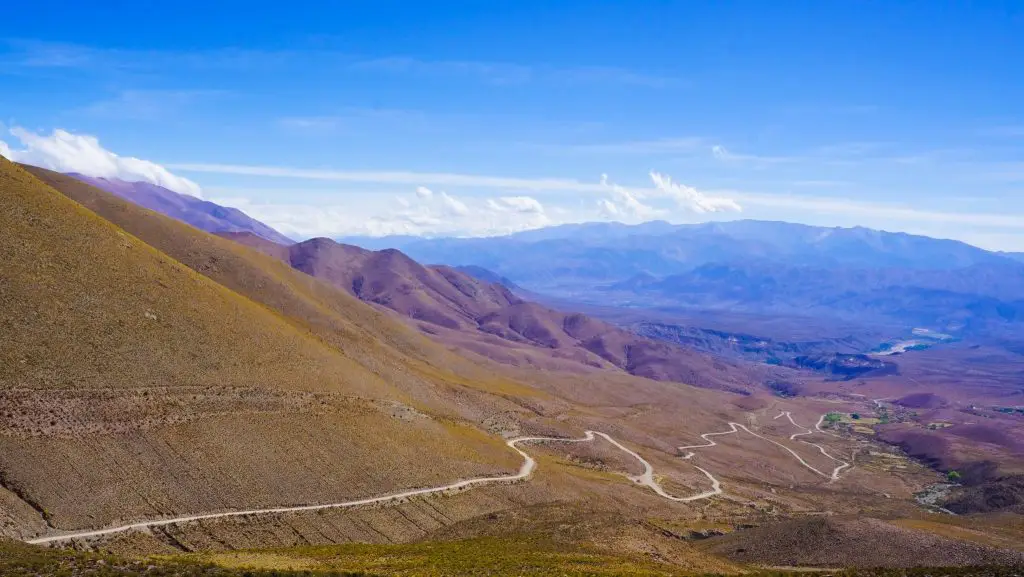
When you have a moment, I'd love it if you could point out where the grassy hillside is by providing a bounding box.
[3,159,387,396]
[3,537,1022,577]
[22,165,553,413]
[0,158,522,536]
[222,232,767,393]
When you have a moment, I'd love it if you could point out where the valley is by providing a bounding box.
[3,4,1023,573]
[1,159,1022,574]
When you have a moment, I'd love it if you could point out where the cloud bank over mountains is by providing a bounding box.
[2,126,747,240]
[0,127,203,198]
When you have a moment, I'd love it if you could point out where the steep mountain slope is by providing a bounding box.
[224,233,768,393]
[69,174,294,244]
[24,166,538,401]
[2,159,524,539]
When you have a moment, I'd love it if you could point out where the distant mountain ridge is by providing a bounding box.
[226,232,769,392]
[339,220,1024,338]
[67,173,294,245]
[344,220,1014,275]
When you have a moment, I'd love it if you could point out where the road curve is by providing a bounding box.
[593,432,722,502]
[679,413,850,482]
[27,430,718,545]
[780,412,850,481]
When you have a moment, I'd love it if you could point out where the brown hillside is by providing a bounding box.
[225,233,764,393]
[22,166,550,413]
[1,159,524,537]
[699,516,1024,568]
[3,160,382,396]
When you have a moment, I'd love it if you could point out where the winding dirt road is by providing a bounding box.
[27,430,717,545]
[27,412,852,545]
[679,412,850,481]
[778,412,851,480]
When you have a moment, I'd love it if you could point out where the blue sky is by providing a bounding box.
[2,1,1023,249]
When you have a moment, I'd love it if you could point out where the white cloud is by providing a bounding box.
[487,196,545,214]
[173,163,742,217]
[709,144,802,167]
[648,171,742,213]
[711,144,731,160]
[170,162,609,193]
[543,137,705,155]
[599,173,660,220]
[178,163,1024,244]
[730,190,1024,229]
[209,186,554,239]
[597,198,621,218]
[438,191,469,216]
[0,128,202,197]
[415,185,434,199]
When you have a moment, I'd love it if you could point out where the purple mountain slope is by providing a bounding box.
[68,174,294,245]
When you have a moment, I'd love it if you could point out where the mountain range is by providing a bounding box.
[340,220,1024,339]
[6,161,549,540]
[4,160,1024,572]
[222,232,770,393]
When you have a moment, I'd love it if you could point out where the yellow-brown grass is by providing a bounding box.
[0,159,522,533]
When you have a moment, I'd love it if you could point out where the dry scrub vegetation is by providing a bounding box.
[0,159,525,535]
[5,159,1024,575]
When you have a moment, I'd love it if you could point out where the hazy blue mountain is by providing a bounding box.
[348,220,1014,288]
[611,261,1024,328]
[505,220,679,242]
[453,265,522,291]
[1002,252,1024,264]
[340,220,1024,336]
[334,234,424,251]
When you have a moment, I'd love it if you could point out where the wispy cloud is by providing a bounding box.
[599,174,661,220]
[177,161,1024,234]
[979,125,1024,137]
[710,144,802,167]
[979,162,1024,182]
[731,190,1024,229]
[350,56,675,87]
[169,162,609,192]
[2,39,291,72]
[787,179,854,188]
[277,116,344,132]
[649,171,742,213]
[488,196,546,214]
[81,89,223,120]
[169,162,741,216]
[5,40,674,88]
[351,56,533,85]
[211,186,551,238]
[538,137,705,155]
